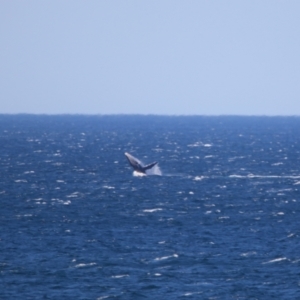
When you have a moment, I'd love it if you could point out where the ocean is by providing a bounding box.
[1,115,300,299]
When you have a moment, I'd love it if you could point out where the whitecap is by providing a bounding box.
[154,254,178,261]
[103,185,115,189]
[240,251,257,257]
[194,156,200,159]
[230,174,300,179]
[75,262,96,268]
[187,142,201,147]
[183,292,201,297]
[228,156,245,162]
[143,208,163,213]
[15,179,27,183]
[52,199,67,205]
[67,192,79,198]
[272,162,283,166]
[229,175,244,178]
[262,257,287,264]
[111,274,129,278]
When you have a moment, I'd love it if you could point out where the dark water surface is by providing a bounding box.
[1,115,300,299]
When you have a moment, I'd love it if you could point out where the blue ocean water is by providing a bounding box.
[1,115,300,299]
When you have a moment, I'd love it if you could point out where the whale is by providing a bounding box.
[124,152,158,174]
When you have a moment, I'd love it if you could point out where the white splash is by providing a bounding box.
[133,171,147,177]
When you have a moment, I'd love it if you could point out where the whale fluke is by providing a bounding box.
[124,152,158,174]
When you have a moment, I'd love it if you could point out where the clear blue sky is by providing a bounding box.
[1,1,300,115]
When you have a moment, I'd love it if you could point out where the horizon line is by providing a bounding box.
[0,113,300,117]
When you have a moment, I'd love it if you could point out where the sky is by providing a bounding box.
[1,1,300,115]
